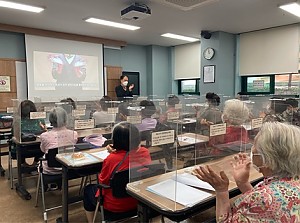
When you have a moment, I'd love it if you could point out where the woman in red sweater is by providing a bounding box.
[83,122,151,223]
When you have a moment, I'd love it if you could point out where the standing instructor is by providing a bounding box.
[115,75,134,100]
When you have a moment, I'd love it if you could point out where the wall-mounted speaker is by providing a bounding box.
[201,31,212,39]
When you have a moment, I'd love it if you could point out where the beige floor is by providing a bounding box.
[0,146,216,223]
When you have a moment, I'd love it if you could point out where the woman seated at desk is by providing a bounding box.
[12,100,47,167]
[209,99,249,147]
[197,92,222,136]
[40,107,78,175]
[83,122,151,223]
[136,100,157,132]
[159,95,180,124]
[92,96,116,126]
[194,122,300,222]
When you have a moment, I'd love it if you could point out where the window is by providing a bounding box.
[275,73,300,95]
[241,73,300,96]
[241,75,274,94]
[178,79,200,95]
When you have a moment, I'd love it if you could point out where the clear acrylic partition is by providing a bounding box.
[54,103,76,154]
[17,99,47,143]
[127,94,208,212]
[12,99,21,142]
[289,98,300,127]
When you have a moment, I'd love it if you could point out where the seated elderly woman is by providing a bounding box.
[40,107,78,175]
[209,99,249,146]
[83,122,151,223]
[194,122,300,222]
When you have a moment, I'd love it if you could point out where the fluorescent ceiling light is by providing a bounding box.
[279,2,300,18]
[85,18,140,31]
[0,0,44,13]
[161,33,199,42]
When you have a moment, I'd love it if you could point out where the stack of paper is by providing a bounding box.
[173,173,215,191]
[90,150,110,160]
[147,176,213,207]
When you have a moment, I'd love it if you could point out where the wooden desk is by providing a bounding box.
[10,137,42,200]
[0,128,12,176]
[127,155,262,222]
[56,148,106,223]
[9,127,110,200]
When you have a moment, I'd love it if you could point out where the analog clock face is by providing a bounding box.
[204,47,215,60]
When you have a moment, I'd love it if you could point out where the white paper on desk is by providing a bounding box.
[90,150,110,160]
[147,179,211,207]
[173,173,215,191]
[63,153,99,166]
[178,136,205,144]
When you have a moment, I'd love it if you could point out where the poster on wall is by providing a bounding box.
[0,76,11,92]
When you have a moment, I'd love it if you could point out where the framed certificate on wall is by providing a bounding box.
[203,65,215,83]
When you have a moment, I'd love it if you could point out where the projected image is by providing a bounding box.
[33,51,99,91]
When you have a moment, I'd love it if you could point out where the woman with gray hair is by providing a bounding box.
[194,122,300,222]
[40,107,78,175]
[210,99,249,146]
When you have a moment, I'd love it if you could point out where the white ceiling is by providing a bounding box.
[0,0,299,46]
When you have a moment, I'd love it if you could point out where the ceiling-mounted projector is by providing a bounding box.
[121,3,151,20]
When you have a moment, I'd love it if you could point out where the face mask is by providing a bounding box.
[250,150,265,172]
[123,81,128,87]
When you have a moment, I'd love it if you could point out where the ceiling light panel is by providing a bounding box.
[0,0,44,13]
[279,2,300,18]
[161,33,199,42]
[85,18,140,30]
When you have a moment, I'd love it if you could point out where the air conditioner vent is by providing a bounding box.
[156,0,219,11]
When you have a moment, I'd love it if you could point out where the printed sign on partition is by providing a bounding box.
[151,130,175,146]
[175,103,183,109]
[6,107,15,113]
[30,111,47,119]
[167,111,180,120]
[72,109,86,117]
[209,123,226,137]
[107,107,119,114]
[127,115,142,124]
[74,119,95,130]
[159,101,166,106]
[44,106,54,112]
[251,118,263,129]
[77,105,87,110]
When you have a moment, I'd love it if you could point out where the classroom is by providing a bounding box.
[0,1,300,223]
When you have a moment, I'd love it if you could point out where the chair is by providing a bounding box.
[35,148,90,222]
[35,148,62,222]
[8,139,42,190]
[93,163,165,223]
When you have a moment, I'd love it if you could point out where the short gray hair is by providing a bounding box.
[49,107,67,128]
[255,122,300,177]
[223,99,249,125]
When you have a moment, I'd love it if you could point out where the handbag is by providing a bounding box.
[21,132,37,142]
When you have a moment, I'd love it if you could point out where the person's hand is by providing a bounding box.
[106,144,116,153]
[231,153,251,186]
[39,122,47,131]
[193,165,229,192]
[200,119,214,126]
[129,84,134,91]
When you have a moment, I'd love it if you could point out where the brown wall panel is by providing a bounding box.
[0,59,17,112]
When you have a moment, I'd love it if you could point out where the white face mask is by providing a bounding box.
[250,150,265,172]
[122,81,128,87]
